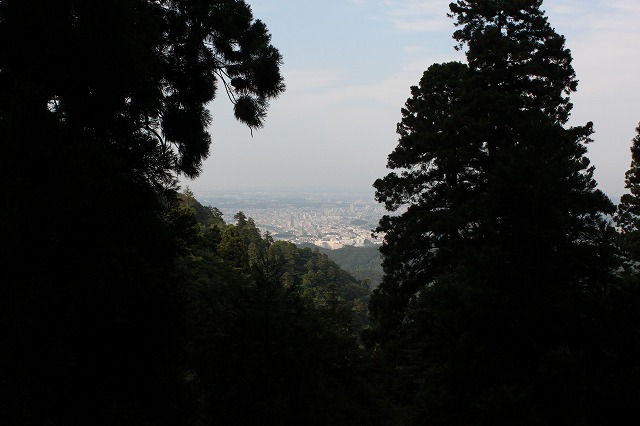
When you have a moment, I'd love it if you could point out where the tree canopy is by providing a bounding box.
[172,196,386,425]
[0,0,285,180]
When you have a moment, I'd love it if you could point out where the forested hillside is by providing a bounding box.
[300,243,384,288]
[181,191,372,320]
[170,191,382,424]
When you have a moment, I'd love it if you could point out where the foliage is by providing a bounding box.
[369,1,626,424]
[616,124,640,259]
[1,144,189,424]
[449,0,577,124]
[179,187,224,226]
[173,200,389,425]
[0,1,283,424]
[302,243,384,287]
[605,124,640,420]
[0,0,284,180]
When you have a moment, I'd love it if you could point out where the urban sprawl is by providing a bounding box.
[196,190,388,249]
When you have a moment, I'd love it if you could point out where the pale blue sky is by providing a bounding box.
[186,0,640,201]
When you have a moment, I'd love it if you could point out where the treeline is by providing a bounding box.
[179,190,372,329]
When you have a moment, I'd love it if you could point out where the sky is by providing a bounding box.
[185,0,640,201]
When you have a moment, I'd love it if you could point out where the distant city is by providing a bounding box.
[194,189,389,249]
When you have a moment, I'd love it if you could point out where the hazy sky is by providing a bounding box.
[185,0,640,200]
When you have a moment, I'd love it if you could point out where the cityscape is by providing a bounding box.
[193,188,391,249]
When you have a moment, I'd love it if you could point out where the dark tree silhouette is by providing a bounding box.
[0,0,284,180]
[617,123,640,259]
[0,1,283,424]
[369,1,620,424]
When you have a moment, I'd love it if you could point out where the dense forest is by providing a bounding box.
[2,0,640,425]
[299,243,384,288]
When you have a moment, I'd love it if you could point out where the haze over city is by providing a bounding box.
[184,0,640,202]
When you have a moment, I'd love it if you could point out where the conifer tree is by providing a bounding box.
[370,1,618,423]
[616,123,640,259]
[218,225,250,269]
[606,123,640,419]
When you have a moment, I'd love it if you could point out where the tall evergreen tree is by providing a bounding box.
[370,1,618,424]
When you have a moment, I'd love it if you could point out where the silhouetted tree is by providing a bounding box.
[369,1,619,424]
[0,0,283,424]
[617,123,640,260]
[0,0,284,179]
